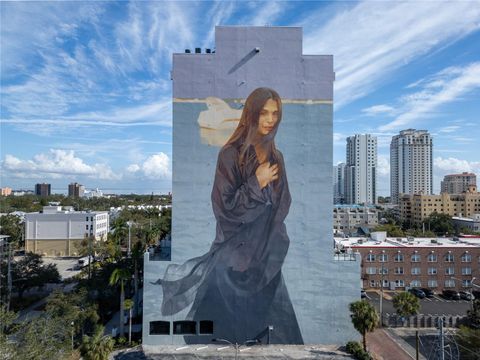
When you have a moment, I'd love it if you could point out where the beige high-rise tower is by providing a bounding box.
[390,129,433,204]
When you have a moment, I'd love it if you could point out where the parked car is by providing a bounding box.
[420,288,435,298]
[408,288,426,299]
[361,290,367,299]
[442,289,461,300]
[459,291,475,301]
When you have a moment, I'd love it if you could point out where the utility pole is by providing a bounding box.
[415,330,419,360]
[439,318,445,360]
[7,241,12,312]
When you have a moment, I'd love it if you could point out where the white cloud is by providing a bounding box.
[126,164,141,173]
[379,62,480,131]
[362,105,396,117]
[438,125,461,133]
[434,157,480,174]
[126,152,171,180]
[377,155,390,176]
[2,149,120,180]
[304,1,480,108]
[249,2,286,26]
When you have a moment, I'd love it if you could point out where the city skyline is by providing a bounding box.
[1,1,480,195]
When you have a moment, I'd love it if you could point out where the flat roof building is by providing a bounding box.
[25,206,109,257]
[441,172,477,194]
[35,183,51,197]
[400,184,480,226]
[336,233,480,292]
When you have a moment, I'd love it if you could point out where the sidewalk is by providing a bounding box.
[368,328,419,360]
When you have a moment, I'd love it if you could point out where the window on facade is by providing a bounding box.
[427,253,437,262]
[378,267,388,275]
[366,267,376,275]
[394,267,404,275]
[366,254,375,262]
[150,321,170,335]
[428,267,437,275]
[444,280,455,288]
[445,253,454,262]
[85,225,88,230]
[370,280,376,288]
[394,253,404,262]
[382,279,389,288]
[463,280,472,288]
[445,267,455,275]
[410,280,421,288]
[379,254,388,262]
[173,321,196,335]
[86,216,89,221]
[411,254,421,262]
[462,267,472,275]
[411,267,421,275]
[428,280,438,288]
[199,321,214,334]
[395,280,405,287]
[461,253,472,262]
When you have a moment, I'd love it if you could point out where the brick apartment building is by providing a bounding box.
[336,232,480,292]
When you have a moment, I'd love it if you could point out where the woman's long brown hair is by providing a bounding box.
[225,87,282,173]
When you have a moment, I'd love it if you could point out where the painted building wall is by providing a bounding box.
[143,26,359,345]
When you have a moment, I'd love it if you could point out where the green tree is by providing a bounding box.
[10,252,61,299]
[426,212,454,235]
[349,300,379,351]
[392,292,420,318]
[456,325,480,360]
[467,299,480,328]
[109,267,131,338]
[373,223,404,237]
[0,214,23,247]
[46,289,99,338]
[80,325,114,360]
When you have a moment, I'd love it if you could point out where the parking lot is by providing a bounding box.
[365,291,472,316]
[40,257,83,280]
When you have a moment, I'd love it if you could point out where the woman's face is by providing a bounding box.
[256,99,279,137]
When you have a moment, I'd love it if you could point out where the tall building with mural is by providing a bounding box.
[143,26,359,346]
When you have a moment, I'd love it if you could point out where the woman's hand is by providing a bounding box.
[255,162,278,189]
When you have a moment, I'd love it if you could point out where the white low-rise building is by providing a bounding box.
[25,206,109,257]
[333,204,379,234]
[453,214,480,233]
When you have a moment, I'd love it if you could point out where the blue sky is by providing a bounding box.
[1,1,479,195]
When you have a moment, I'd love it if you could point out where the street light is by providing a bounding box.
[126,221,133,257]
[212,338,260,360]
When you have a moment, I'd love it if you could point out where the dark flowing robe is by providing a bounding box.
[157,144,303,344]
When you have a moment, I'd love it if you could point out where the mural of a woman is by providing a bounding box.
[157,87,303,344]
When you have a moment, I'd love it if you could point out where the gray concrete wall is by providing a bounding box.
[143,26,359,346]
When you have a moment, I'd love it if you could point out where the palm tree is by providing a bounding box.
[393,292,420,318]
[349,300,379,351]
[80,325,114,360]
[109,268,131,338]
[131,241,144,317]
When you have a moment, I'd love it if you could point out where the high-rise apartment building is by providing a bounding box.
[35,183,51,197]
[68,182,85,198]
[441,172,476,194]
[345,134,377,204]
[390,129,433,204]
[333,163,346,204]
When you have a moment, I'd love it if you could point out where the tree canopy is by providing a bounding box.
[392,292,420,318]
[349,300,379,351]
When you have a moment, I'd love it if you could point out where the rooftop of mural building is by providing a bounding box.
[172,26,334,101]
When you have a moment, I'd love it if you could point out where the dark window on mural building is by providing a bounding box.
[199,320,213,334]
[150,321,170,335]
[173,321,196,335]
